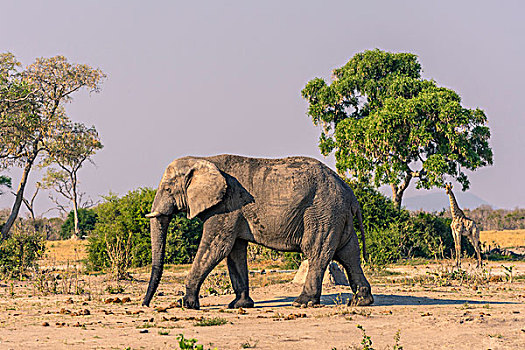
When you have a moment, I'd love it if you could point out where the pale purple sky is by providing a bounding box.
[1,0,524,215]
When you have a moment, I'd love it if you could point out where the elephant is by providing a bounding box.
[142,154,373,309]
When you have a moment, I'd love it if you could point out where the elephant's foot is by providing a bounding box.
[349,286,373,306]
[228,295,254,309]
[292,293,320,308]
[182,295,200,310]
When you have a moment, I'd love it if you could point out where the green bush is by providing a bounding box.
[282,252,303,269]
[0,221,46,279]
[60,208,98,239]
[349,180,472,266]
[86,188,202,275]
[165,214,203,264]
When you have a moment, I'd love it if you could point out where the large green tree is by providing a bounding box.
[0,53,104,239]
[302,49,493,208]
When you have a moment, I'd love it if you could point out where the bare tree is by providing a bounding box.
[41,123,102,240]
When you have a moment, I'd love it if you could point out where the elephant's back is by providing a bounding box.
[204,154,331,192]
[204,155,356,209]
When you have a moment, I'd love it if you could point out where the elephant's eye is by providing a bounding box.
[166,187,172,193]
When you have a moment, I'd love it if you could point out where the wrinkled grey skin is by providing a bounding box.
[142,155,373,309]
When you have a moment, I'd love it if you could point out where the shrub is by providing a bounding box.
[86,188,203,275]
[87,189,154,277]
[282,252,303,269]
[0,221,46,279]
[165,214,203,264]
[60,208,98,239]
[349,180,471,266]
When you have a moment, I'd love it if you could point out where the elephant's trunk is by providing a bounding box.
[143,216,169,306]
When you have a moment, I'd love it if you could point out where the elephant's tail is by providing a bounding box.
[354,202,367,263]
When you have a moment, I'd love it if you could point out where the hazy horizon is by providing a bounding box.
[1,1,524,217]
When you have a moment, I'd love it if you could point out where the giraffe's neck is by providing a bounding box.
[448,191,465,219]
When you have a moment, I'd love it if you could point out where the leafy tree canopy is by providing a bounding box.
[302,49,493,208]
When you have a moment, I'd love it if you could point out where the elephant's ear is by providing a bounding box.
[185,160,227,219]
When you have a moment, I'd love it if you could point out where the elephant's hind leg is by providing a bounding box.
[227,239,254,309]
[293,224,339,307]
[292,252,333,307]
[334,233,373,306]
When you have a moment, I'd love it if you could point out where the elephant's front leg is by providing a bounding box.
[183,213,238,309]
[227,239,254,309]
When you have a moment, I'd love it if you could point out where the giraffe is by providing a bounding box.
[445,183,482,268]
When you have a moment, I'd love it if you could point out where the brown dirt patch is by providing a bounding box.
[0,259,524,349]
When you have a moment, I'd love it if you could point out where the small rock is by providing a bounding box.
[162,316,179,322]
[238,308,246,315]
[139,329,149,334]
[169,301,181,308]
[42,322,49,327]
[122,297,131,303]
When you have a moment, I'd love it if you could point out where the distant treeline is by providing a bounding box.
[438,205,525,231]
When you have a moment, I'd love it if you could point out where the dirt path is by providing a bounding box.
[0,260,524,349]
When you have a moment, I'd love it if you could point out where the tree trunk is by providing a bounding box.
[72,173,80,239]
[391,185,403,210]
[390,172,412,210]
[1,157,35,240]
[20,186,39,221]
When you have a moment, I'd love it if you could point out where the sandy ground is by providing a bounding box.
[0,260,524,350]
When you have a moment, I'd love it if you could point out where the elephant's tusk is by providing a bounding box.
[145,211,161,218]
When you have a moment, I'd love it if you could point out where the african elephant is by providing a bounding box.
[142,155,373,309]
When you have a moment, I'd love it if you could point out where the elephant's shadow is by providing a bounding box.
[216,293,518,308]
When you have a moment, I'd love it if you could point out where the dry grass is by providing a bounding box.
[480,229,525,248]
[43,239,88,265]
